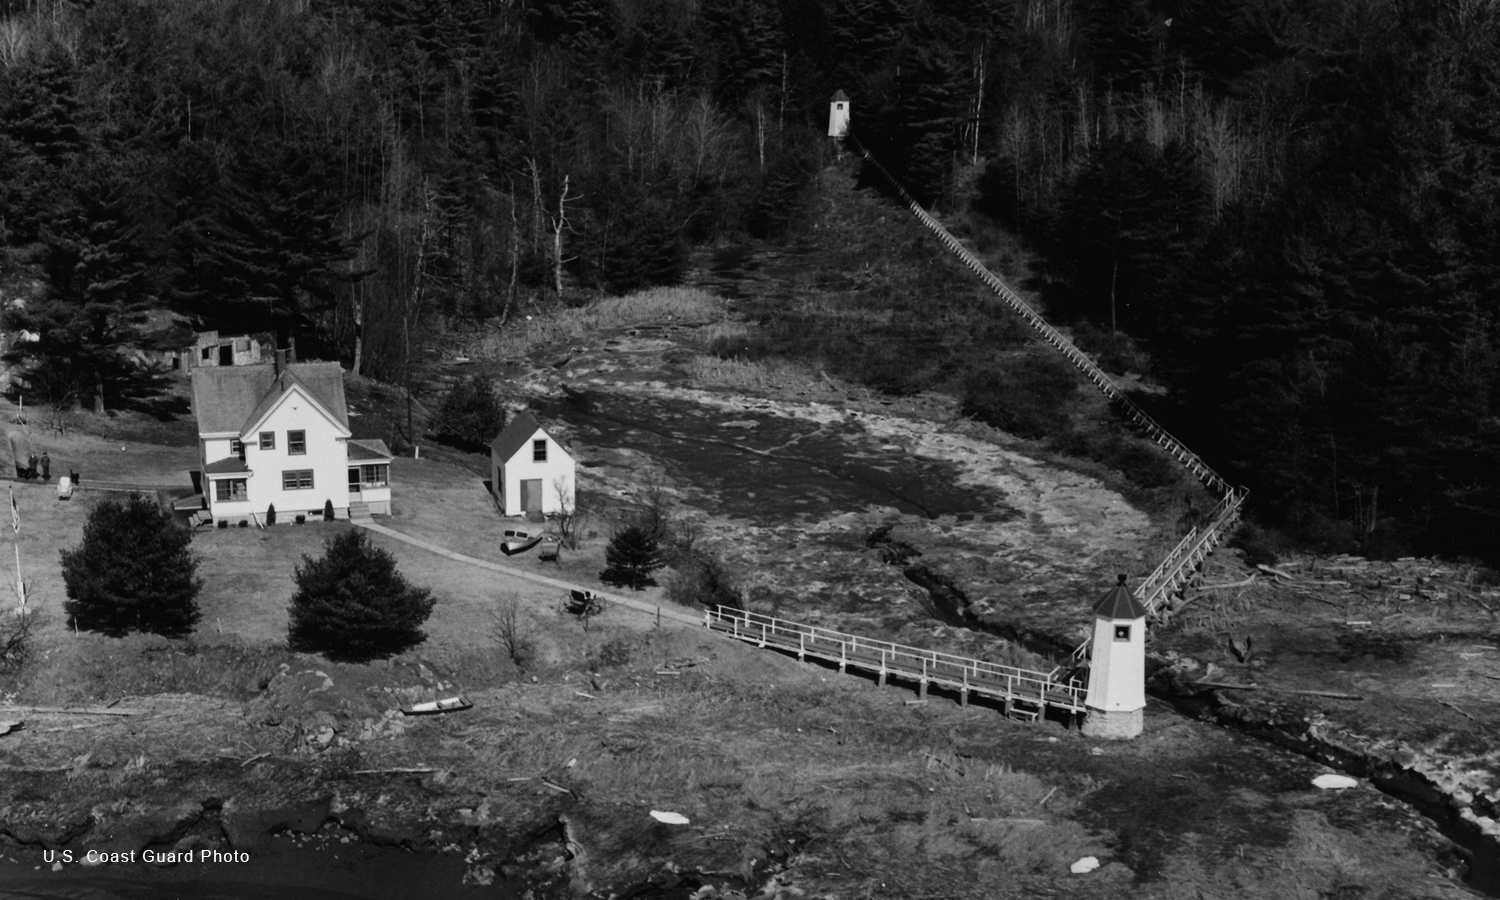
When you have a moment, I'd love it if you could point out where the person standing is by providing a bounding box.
[26,453,37,480]
[39,452,50,481]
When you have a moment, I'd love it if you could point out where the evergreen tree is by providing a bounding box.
[10,154,161,413]
[186,141,360,353]
[288,529,436,662]
[600,523,665,590]
[62,494,202,638]
[436,373,505,450]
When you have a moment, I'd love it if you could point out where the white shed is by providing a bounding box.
[1082,575,1148,740]
[490,412,575,518]
[828,90,851,137]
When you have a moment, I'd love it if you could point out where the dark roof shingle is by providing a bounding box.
[1092,576,1148,620]
[490,411,546,462]
[191,362,349,436]
[348,438,394,462]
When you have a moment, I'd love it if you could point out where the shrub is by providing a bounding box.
[295,514,306,525]
[436,373,505,451]
[586,636,634,670]
[0,607,41,675]
[1049,429,1182,489]
[323,500,334,522]
[665,553,744,610]
[961,351,1079,439]
[266,504,276,526]
[600,523,665,590]
[62,494,202,637]
[1229,522,1281,568]
[287,530,435,662]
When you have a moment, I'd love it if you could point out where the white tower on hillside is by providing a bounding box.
[1082,574,1147,740]
[828,90,851,138]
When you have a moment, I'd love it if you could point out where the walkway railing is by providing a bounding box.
[706,606,1086,716]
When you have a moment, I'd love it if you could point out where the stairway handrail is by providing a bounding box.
[847,134,1233,498]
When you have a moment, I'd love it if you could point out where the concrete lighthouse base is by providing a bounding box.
[1081,707,1143,740]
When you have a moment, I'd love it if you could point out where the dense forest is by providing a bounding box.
[0,0,1496,562]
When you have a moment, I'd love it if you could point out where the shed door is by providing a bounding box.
[520,479,543,513]
[218,344,233,366]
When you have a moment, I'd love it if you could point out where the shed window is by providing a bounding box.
[259,432,275,450]
[282,469,314,490]
[1113,625,1131,642]
[288,430,306,455]
[532,439,547,462]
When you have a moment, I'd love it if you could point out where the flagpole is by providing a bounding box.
[9,485,21,613]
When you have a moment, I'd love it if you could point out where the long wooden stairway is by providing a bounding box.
[846,135,1248,643]
[703,139,1250,713]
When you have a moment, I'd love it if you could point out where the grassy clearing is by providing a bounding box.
[681,355,822,393]
[473,287,726,360]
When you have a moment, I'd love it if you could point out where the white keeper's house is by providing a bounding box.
[189,355,393,523]
[490,411,575,517]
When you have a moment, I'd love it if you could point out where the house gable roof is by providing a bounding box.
[191,362,350,439]
[240,365,350,438]
[490,411,570,464]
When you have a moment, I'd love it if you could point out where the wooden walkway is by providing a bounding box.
[705,607,1086,720]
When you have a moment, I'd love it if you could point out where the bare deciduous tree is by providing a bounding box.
[550,174,582,296]
[489,593,535,669]
[552,474,586,551]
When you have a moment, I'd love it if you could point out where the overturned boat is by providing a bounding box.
[400,696,473,716]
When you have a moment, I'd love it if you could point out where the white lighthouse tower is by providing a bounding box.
[828,90,851,138]
[1082,574,1148,740]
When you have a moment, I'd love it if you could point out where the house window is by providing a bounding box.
[359,464,389,487]
[214,479,247,502]
[259,432,275,450]
[201,346,212,361]
[282,469,314,490]
[532,439,547,462]
[288,430,306,455]
[1113,625,1131,642]
[230,439,244,458]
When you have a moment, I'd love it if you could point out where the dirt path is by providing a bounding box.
[354,519,701,628]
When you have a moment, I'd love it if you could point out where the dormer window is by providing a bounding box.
[532,439,547,462]
[1113,625,1131,642]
